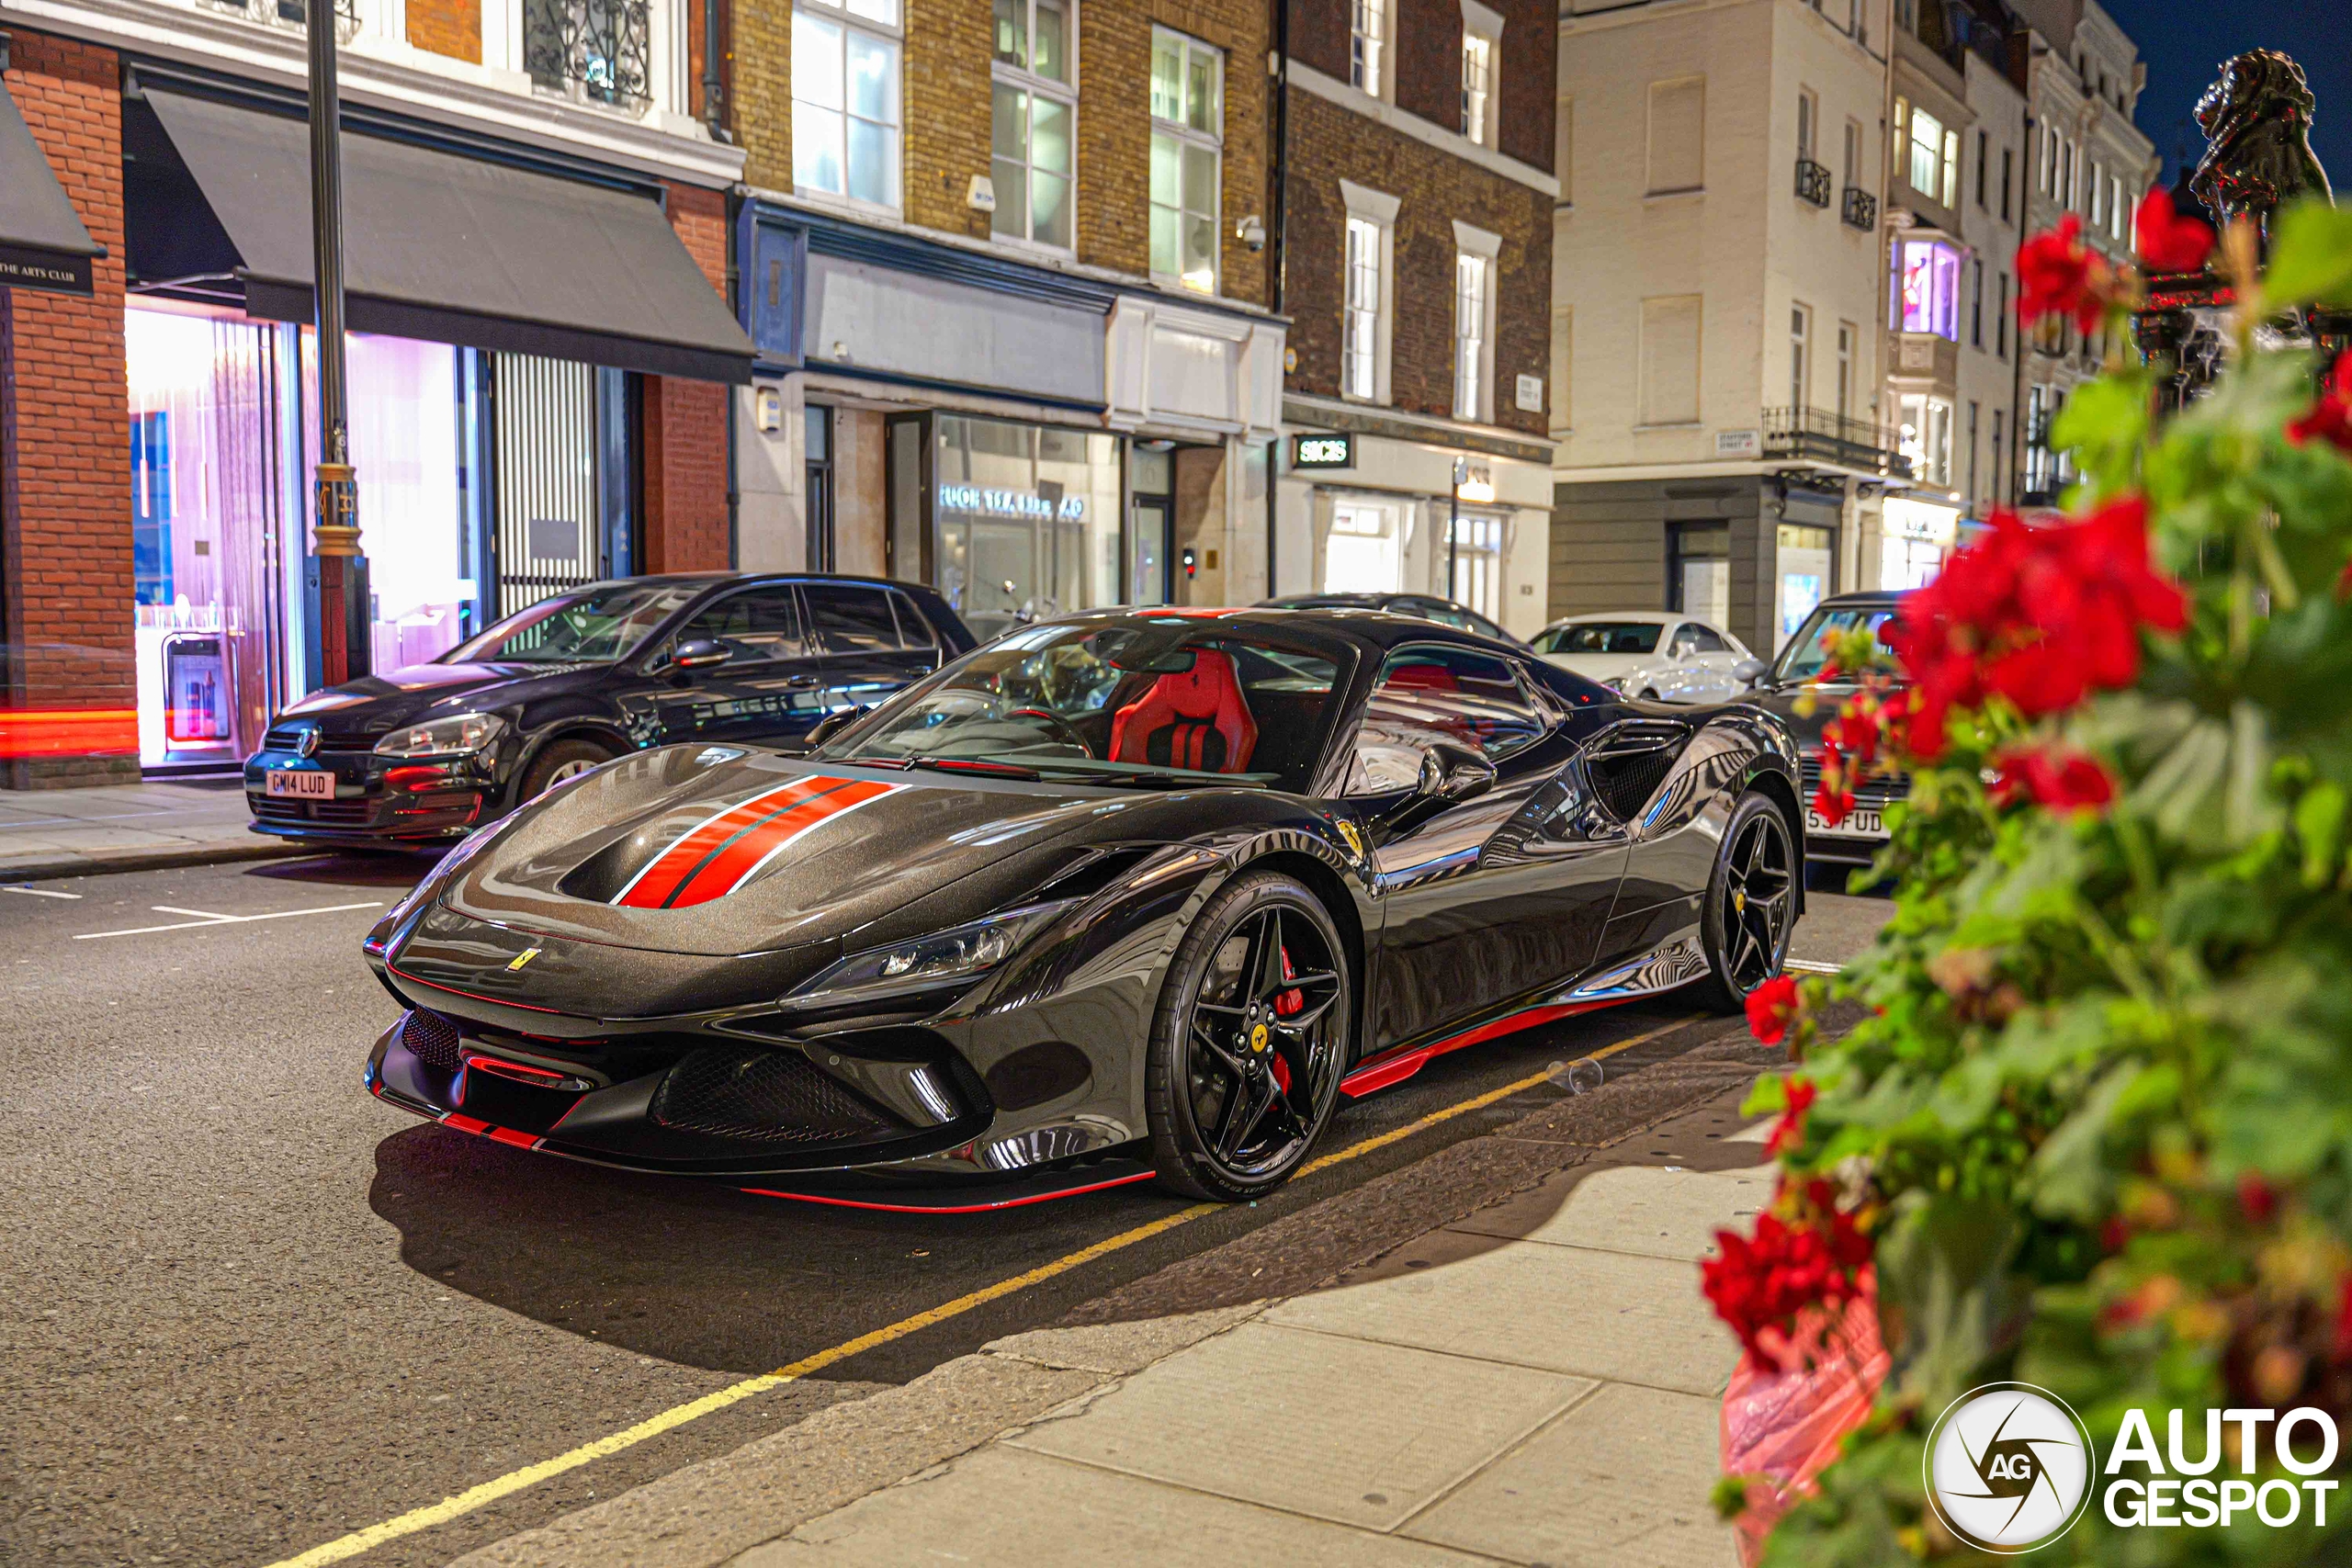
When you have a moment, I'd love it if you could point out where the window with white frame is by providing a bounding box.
[1453,220,1500,423]
[991,0,1075,250]
[1460,0,1502,147]
[1907,103,1957,207]
[1340,180,1396,403]
[1835,321,1855,423]
[1149,29,1223,295]
[1790,303,1810,410]
[793,0,903,211]
[1350,0,1385,97]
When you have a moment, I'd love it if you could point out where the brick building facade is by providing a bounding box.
[1267,0,1560,636]
[0,0,743,786]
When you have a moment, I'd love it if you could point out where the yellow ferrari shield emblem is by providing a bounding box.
[507,947,541,971]
[1733,890,1747,916]
[1250,1022,1270,1054]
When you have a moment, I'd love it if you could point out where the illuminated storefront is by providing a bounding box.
[1877,496,1959,590]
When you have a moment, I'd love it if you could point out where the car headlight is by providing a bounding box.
[788,901,1075,1009]
[1599,676,1627,694]
[374,712,507,758]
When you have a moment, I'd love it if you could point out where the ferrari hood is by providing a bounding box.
[442,749,1123,957]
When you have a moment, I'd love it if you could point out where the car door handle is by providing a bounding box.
[779,673,821,690]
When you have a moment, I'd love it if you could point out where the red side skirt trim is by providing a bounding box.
[1339,997,1629,1100]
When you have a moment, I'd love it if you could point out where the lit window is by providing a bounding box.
[1351,0,1385,96]
[1896,238,1963,342]
[1343,217,1381,400]
[793,0,903,211]
[1461,33,1492,145]
[990,0,1075,250]
[1149,29,1223,295]
[1907,105,1947,204]
[1898,391,1953,487]
[1454,252,1489,421]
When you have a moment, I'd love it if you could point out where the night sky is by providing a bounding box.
[2102,0,2352,189]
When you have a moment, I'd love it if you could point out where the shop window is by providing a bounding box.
[1149,29,1223,295]
[794,0,903,212]
[933,414,1123,641]
[1323,502,1399,593]
[1668,522,1730,626]
[1896,238,1962,341]
[1350,0,1385,97]
[1775,523,1834,651]
[991,0,1076,251]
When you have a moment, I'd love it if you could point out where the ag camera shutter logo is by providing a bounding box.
[1924,1382,2096,1553]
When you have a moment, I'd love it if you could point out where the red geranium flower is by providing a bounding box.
[1990,747,2116,812]
[1747,974,1803,1046]
[1702,1181,1873,1371]
[1767,1077,1816,1155]
[2238,1174,2280,1226]
[2132,187,2215,274]
[2289,355,2352,455]
[2018,215,2113,333]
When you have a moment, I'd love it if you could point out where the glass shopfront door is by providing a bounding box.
[932,414,1123,642]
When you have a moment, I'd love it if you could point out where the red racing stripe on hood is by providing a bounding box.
[614,775,902,909]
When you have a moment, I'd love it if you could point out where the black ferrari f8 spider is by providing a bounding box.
[362,608,1804,1206]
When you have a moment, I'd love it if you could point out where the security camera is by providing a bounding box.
[1237,215,1267,253]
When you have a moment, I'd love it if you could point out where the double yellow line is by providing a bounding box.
[266,1012,1702,1567]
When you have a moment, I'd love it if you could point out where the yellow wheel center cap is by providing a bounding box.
[1250,1022,1270,1054]
[1733,889,1747,915]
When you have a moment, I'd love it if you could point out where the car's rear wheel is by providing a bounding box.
[1146,871,1349,1201]
[517,738,613,803]
[1690,791,1797,1012]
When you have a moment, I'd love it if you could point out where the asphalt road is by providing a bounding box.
[0,852,1889,1568]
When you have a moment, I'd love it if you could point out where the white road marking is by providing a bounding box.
[1785,958,1845,975]
[2,885,81,898]
[73,901,382,941]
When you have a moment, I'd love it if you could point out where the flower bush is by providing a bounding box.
[1709,193,2352,1563]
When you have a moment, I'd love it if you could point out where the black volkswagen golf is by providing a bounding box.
[244,572,974,852]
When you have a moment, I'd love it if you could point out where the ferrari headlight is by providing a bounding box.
[374,712,507,758]
[790,902,1075,1008]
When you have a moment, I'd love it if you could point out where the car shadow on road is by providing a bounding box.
[248,852,437,888]
[367,1122,1193,1377]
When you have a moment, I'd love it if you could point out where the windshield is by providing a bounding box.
[442,583,702,665]
[818,622,1346,793]
[1773,606,1900,683]
[1533,621,1662,655]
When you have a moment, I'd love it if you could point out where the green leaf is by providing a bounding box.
[2298,782,2347,888]
[2049,371,2152,493]
[2262,199,2352,309]
[1874,1190,2026,1406]
[2026,1061,2141,1221]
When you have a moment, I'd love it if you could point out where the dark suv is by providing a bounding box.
[244,572,974,851]
[1747,590,1911,864]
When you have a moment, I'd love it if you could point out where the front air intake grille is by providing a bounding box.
[401,1009,463,1070]
[650,1049,902,1145]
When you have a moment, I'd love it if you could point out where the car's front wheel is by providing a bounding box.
[1690,791,1797,1012]
[1146,870,1350,1201]
[516,738,614,803]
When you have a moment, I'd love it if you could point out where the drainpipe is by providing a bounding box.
[703,0,727,141]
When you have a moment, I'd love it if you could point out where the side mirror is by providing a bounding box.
[1732,658,1771,689]
[806,705,868,748]
[1418,741,1497,805]
[672,638,733,671]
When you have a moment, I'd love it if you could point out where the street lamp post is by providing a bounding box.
[307,0,365,686]
[1448,457,1466,604]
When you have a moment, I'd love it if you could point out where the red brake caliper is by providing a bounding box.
[1271,947,1304,1093]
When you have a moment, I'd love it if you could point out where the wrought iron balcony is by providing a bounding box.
[526,0,651,110]
[1762,407,1914,480]
[1794,158,1832,209]
[1841,186,1878,231]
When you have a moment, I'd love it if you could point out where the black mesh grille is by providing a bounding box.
[1590,746,1678,818]
[1800,756,1911,803]
[252,797,373,826]
[650,1049,901,1145]
[401,1009,463,1070]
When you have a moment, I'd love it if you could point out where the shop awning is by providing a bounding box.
[0,84,100,296]
[138,90,752,383]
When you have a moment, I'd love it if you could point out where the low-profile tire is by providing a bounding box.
[514,738,614,804]
[1639,688,1661,702]
[1146,870,1351,1201]
[1689,791,1798,1013]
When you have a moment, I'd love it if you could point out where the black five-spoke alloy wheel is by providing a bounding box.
[1147,871,1350,1201]
[1693,791,1796,1011]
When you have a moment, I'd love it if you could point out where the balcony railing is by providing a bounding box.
[1794,158,1832,209]
[1762,407,1914,480]
[1841,186,1877,231]
[526,0,652,110]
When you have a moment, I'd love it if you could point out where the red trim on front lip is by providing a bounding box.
[443,1112,492,1135]
[1339,998,1629,1099]
[741,1170,1158,1213]
[487,1126,544,1149]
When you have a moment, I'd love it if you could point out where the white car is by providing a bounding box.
[1529,614,1764,704]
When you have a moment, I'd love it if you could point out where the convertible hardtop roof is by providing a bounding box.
[1060,604,1524,656]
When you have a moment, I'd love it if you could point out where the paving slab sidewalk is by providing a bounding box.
[0,777,311,880]
[455,1069,1780,1568]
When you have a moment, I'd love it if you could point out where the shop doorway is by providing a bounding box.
[1667,521,1731,626]
[1130,446,1173,605]
[490,354,631,622]
[806,404,837,571]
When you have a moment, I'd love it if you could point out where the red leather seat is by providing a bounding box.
[1111,649,1259,773]
[1383,662,1459,694]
